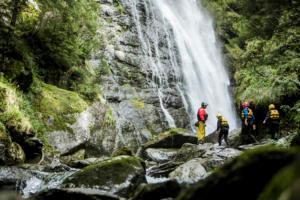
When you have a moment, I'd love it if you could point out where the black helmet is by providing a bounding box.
[201,102,208,107]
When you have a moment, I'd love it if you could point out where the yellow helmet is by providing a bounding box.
[216,113,222,119]
[269,104,275,110]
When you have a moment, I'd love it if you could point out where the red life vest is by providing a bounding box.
[198,108,207,122]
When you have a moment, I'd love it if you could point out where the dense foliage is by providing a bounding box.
[0,0,101,152]
[202,0,300,131]
[0,0,100,88]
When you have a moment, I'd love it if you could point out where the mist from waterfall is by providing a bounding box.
[125,0,239,133]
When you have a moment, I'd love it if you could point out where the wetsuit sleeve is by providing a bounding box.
[264,111,270,122]
[217,120,221,131]
[197,109,201,121]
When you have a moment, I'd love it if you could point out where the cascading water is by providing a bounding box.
[152,0,239,132]
[123,0,238,133]
[127,0,177,128]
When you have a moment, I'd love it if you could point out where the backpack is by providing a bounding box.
[221,117,229,127]
[241,108,253,119]
[270,109,280,120]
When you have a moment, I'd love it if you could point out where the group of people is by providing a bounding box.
[195,102,229,146]
[195,101,280,146]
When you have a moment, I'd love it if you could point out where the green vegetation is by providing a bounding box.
[202,0,300,132]
[114,0,125,15]
[0,0,100,86]
[28,80,88,132]
[0,0,103,155]
[0,78,33,135]
[131,98,145,109]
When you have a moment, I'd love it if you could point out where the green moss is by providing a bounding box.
[113,0,125,15]
[103,107,116,127]
[0,80,33,134]
[154,128,188,139]
[0,80,19,113]
[4,142,26,165]
[100,58,112,75]
[64,156,144,187]
[60,64,102,102]
[0,123,12,147]
[112,147,134,157]
[29,80,88,132]
[131,98,145,109]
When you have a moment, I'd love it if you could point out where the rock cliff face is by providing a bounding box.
[91,0,190,152]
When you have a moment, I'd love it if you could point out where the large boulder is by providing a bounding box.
[146,161,182,178]
[174,143,207,163]
[0,127,12,163]
[169,158,207,183]
[176,147,299,200]
[29,188,119,200]
[4,142,25,165]
[145,148,178,163]
[131,180,182,200]
[63,156,146,197]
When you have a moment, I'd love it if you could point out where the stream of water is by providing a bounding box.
[126,0,238,132]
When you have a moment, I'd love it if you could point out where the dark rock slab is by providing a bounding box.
[63,156,146,197]
[28,188,119,200]
[144,129,197,149]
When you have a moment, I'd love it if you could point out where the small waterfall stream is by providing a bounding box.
[124,0,238,133]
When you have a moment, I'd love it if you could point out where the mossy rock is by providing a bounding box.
[176,147,299,200]
[144,128,197,149]
[5,112,33,138]
[60,149,86,164]
[174,143,206,163]
[130,98,145,109]
[30,82,88,131]
[0,126,11,148]
[29,188,119,200]
[0,80,34,139]
[131,180,182,200]
[0,82,19,113]
[258,160,300,200]
[4,142,26,165]
[63,156,146,197]
[112,147,134,157]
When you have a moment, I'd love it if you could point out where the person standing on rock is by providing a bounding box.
[197,102,208,144]
[263,104,280,139]
[241,101,257,143]
[216,113,229,146]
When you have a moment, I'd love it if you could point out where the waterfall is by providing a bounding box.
[124,0,238,133]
